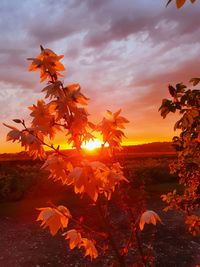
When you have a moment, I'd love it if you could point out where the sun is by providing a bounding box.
[82,139,102,151]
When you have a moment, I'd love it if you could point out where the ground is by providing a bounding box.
[0,155,199,267]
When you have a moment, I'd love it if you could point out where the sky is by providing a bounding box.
[0,0,200,153]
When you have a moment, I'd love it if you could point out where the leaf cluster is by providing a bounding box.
[159,80,200,235]
[4,46,162,264]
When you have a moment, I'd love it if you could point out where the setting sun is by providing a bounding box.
[82,139,102,151]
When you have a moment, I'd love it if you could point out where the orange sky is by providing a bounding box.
[0,0,200,153]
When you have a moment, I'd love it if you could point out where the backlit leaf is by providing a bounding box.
[176,0,186,8]
[139,210,162,231]
[64,229,82,249]
[36,206,71,236]
[81,238,98,259]
[42,154,73,184]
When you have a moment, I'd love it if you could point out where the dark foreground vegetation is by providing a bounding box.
[0,152,199,267]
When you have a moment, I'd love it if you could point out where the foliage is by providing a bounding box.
[4,46,162,266]
[163,2,199,236]
[159,81,200,235]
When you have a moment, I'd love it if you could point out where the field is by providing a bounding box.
[0,152,199,267]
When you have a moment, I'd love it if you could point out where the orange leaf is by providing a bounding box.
[64,229,82,249]
[81,238,98,259]
[139,210,162,231]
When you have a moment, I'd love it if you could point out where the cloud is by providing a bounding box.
[0,0,200,152]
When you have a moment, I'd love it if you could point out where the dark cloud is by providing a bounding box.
[83,1,200,49]
[133,56,200,88]
[0,0,200,152]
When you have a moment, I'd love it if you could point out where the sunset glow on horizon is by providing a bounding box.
[0,0,200,154]
[82,139,103,151]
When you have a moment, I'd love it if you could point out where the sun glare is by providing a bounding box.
[82,139,102,151]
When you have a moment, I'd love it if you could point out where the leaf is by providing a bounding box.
[88,121,96,130]
[42,81,63,99]
[68,160,128,202]
[176,83,187,92]
[113,109,122,118]
[6,129,21,142]
[13,119,22,124]
[64,230,98,259]
[66,107,91,149]
[92,161,128,200]
[36,206,71,236]
[40,45,44,51]
[28,47,65,83]
[42,154,73,184]
[190,77,200,86]
[168,85,176,97]
[167,0,193,8]
[81,238,98,259]
[37,207,62,235]
[88,161,107,170]
[176,0,186,8]
[65,84,89,106]
[98,109,129,154]
[57,205,72,228]
[28,58,42,71]
[29,100,59,139]
[3,123,21,142]
[71,167,98,199]
[139,210,162,231]
[66,83,80,92]
[18,130,46,159]
[159,99,173,118]
[64,229,82,249]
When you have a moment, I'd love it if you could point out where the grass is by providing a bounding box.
[0,154,179,218]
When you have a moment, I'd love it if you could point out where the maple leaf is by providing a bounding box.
[44,83,90,126]
[69,167,87,194]
[85,177,99,202]
[3,123,46,159]
[68,164,100,201]
[79,161,128,201]
[3,123,21,142]
[52,97,70,121]
[42,153,73,184]
[36,205,71,236]
[98,109,129,154]
[176,0,186,8]
[100,163,128,200]
[64,84,89,107]
[20,130,46,159]
[28,47,65,82]
[67,107,93,149]
[105,109,129,127]
[63,229,82,249]
[88,161,107,170]
[63,230,98,260]
[81,238,98,259]
[57,205,72,227]
[139,210,162,231]
[29,100,60,139]
[42,80,63,99]
[69,108,88,133]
